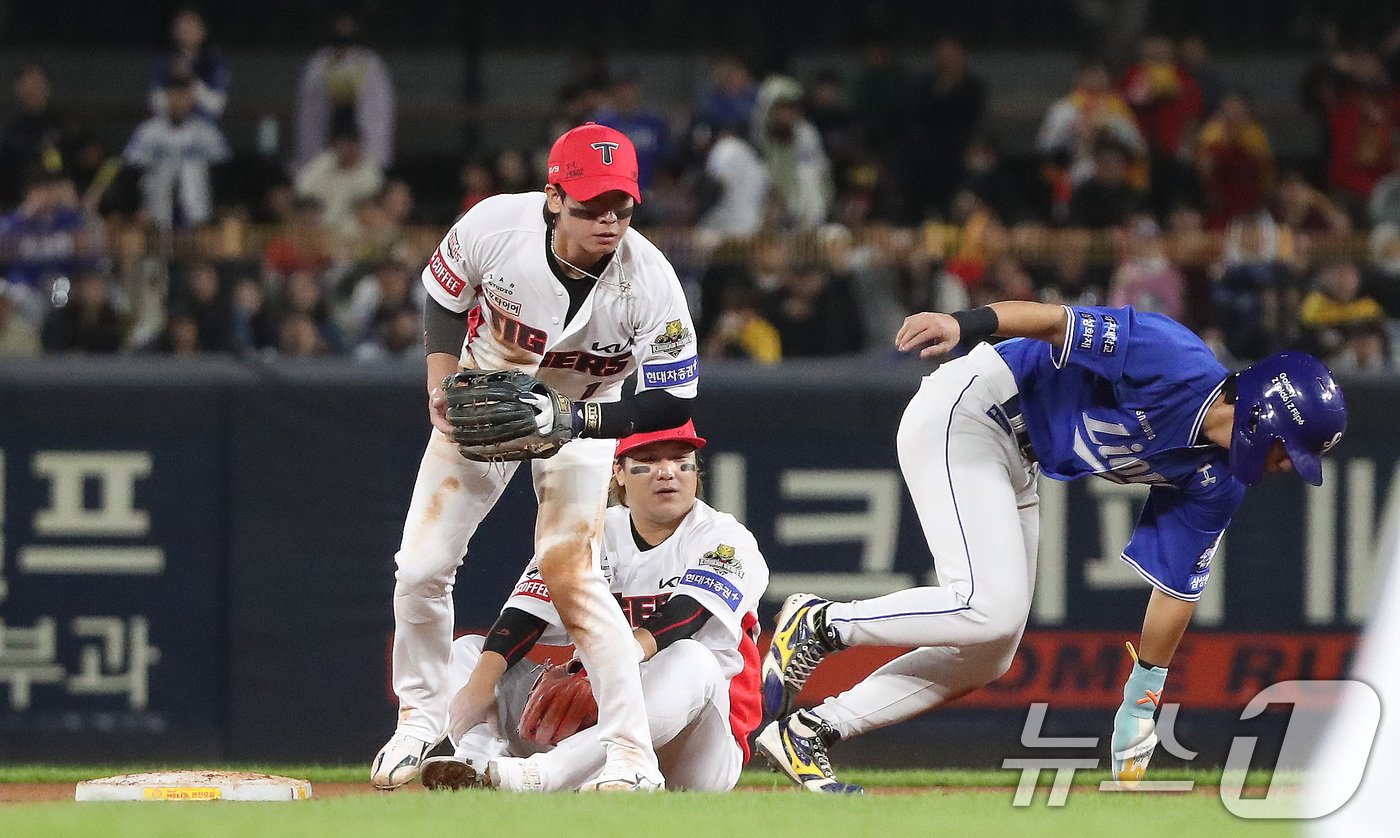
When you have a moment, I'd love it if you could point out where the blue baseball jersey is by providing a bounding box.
[993,305,1247,600]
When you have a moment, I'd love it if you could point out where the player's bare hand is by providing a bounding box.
[428,386,453,435]
[896,312,961,359]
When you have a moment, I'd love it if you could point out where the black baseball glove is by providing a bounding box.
[442,370,575,461]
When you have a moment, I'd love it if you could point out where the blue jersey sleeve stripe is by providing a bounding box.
[1051,305,1074,369]
[1186,377,1227,447]
[1119,552,1204,601]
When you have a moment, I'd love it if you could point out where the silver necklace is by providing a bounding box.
[549,227,630,294]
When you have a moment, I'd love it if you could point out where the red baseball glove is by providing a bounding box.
[518,662,598,746]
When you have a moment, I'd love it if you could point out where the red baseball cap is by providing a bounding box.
[547,123,642,204]
[615,420,706,460]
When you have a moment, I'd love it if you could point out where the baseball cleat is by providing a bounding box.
[1112,726,1159,789]
[756,711,864,794]
[370,733,432,789]
[763,593,839,719]
[1112,642,1165,790]
[419,756,485,791]
[578,760,665,792]
[485,757,545,792]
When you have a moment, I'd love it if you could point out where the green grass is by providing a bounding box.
[2,766,1299,837]
[0,787,1294,838]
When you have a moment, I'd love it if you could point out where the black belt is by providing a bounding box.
[987,395,1037,463]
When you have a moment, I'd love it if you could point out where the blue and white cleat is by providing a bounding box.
[755,711,864,794]
[762,593,839,720]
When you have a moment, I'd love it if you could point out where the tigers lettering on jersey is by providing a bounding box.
[429,250,466,297]
[540,349,631,377]
[493,312,549,354]
[615,592,671,627]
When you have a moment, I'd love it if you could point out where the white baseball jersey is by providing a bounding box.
[421,192,699,402]
[504,500,769,755]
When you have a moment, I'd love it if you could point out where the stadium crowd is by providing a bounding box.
[3,9,1400,371]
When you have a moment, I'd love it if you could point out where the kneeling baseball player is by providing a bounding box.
[418,422,768,792]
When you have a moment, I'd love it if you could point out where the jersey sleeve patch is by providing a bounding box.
[649,319,694,358]
[428,249,467,298]
[679,569,742,610]
[641,355,698,389]
[698,543,744,578]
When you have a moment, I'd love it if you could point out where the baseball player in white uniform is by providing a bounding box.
[413,422,767,792]
[371,124,700,791]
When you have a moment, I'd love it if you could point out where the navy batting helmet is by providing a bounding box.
[1229,352,1346,486]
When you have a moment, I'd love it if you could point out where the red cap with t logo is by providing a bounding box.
[615,420,706,460]
[546,123,642,204]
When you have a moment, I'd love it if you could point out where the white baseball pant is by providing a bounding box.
[813,343,1040,739]
[448,635,742,792]
[391,431,656,774]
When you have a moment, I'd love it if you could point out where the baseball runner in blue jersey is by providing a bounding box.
[758,301,1348,793]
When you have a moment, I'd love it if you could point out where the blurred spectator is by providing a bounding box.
[0,282,41,356]
[123,76,230,229]
[693,123,768,238]
[460,160,496,213]
[1299,260,1388,366]
[1107,218,1185,320]
[591,72,669,190]
[0,63,73,209]
[805,69,859,172]
[354,304,420,361]
[0,168,102,324]
[41,269,124,353]
[1325,49,1396,221]
[342,258,420,345]
[153,312,200,355]
[1120,35,1204,216]
[343,180,413,265]
[263,195,333,285]
[1067,139,1147,229]
[850,37,912,160]
[294,13,395,170]
[1178,35,1225,117]
[694,54,757,134]
[1273,169,1351,233]
[979,255,1037,306]
[820,222,900,348]
[275,270,342,352]
[955,133,1029,225]
[277,311,330,357]
[294,117,385,240]
[1036,60,1146,189]
[1035,245,1107,307]
[169,261,233,352]
[1298,20,1349,184]
[149,9,229,122]
[1195,93,1275,229]
[904,36,986,219]
[698,235,787,340]
[702,285,781,363]
[1370,169,1400,227]
[1368,222,1400,316]
[231,276,277,352]
[1213,212,1296,360]
[752,76,832,229]
[493,148,532,194]
[764,260,863,357]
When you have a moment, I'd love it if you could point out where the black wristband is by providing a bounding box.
[951,307,999,345]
